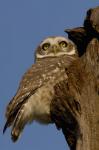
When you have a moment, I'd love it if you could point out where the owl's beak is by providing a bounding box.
[52,45,59,55]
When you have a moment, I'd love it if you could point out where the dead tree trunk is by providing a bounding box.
[50,6,99,150]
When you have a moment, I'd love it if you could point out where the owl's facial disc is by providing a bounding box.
[36,36,77,59]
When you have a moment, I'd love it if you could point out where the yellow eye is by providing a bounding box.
[59,41,67,48]
[42,43,50,51]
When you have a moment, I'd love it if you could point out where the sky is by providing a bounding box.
[0,1,99,150]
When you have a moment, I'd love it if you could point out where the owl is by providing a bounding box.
[3,36,78,142]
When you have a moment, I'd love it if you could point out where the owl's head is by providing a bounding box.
[35,36,77,61]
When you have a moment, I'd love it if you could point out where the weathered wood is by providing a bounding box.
[65,27,92,56]
[51,6,99,150]
[51,38,99,150]
[84,6,99,35]
[65,6,99,57]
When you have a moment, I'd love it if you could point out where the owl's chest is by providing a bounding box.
[27,83,54,124]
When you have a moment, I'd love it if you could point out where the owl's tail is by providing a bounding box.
[11,103,32,142]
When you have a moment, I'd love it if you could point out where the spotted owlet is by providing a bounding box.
[3,36,78,142]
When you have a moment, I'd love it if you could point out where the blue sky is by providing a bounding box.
[0,1,98,150]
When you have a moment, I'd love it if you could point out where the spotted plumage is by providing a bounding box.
[3,36,78,142]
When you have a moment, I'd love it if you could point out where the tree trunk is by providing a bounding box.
[50,6,99,150]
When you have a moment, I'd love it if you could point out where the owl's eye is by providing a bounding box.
[59,41,68,48]
[42,43,50,51]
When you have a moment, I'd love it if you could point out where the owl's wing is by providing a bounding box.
[3,55,76,139]
[3,58,67,134]
[5,56,74,119]
[6,61,57,116]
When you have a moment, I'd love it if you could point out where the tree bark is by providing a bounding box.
[50,6,99,150]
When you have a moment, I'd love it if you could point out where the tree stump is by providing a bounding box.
[50,6,99,150]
